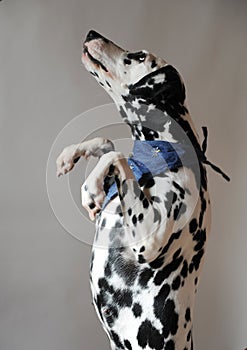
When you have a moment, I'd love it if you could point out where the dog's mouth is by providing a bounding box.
[83,45,108,72]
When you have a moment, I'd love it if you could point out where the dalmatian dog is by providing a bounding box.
[56,30,229,350]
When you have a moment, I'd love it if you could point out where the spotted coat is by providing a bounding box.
[57,30,212,350]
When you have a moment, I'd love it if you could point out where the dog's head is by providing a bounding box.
[82,30,185,106]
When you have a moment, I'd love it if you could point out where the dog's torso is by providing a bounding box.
[90,165,211,350]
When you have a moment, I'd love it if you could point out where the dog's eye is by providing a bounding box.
[138,54,146,62]
[127,51,147,63]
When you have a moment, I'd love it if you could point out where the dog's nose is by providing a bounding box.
[85,30,104,42]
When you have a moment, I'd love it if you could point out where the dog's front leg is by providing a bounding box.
[56,137,114,177]
[81,152,167,262]
[81,151,134,220]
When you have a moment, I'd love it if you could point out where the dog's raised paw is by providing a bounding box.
[81,182,105,220]
[56,144,81,177]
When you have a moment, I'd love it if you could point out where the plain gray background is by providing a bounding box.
[1,0,247,349]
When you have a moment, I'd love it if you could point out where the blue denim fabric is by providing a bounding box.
[101,140,187,209]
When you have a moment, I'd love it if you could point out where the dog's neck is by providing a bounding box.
[115,98,200,148]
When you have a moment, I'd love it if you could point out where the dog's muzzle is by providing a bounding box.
[85,30,109,43]
[83,30,110,72]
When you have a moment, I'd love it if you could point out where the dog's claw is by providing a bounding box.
[73,156,80,164]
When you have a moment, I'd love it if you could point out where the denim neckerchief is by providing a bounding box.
[101,127,230,209]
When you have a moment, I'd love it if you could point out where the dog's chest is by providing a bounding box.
[90,170,200,292]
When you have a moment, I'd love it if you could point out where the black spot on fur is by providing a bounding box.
[90,71,99,78]
[95,294,103,321]
[115,176,121,188]
[122,180,128,197]
[90,251,95,271]
[124,58,132,65]
[141,126,159,140]
[151,60,157,68]
[111,330,124,349]
[193,229,206,251]
[137,320,164,350]
[113,289,133,308]
[199,191,207,227]
[139,191,145,200]
[110,249,139,285]
[173,248,182,260]
[164,191,177,218]
[138,268,154,288]
[194,240,204,251]
[138,254,146,264]
[172,275,181,290]
[185,308,191,322]
[189,263,194,273]
[173,202,187,220]
[189,218,198,233]
[157,230,182,258]
[138,173,150,187]
[181,260,188,279]
[154,256,183,285]
[104,263,112,278]
[187,330,191,342]
[132,302,142,317]
[154,296,179,338]
[144,177,155,188]
[98,278,114,294]
[132,215,137,226]
[153,284,170,319]
[138,213,144,222]
[101,218,106,228]
[193,229,206,243]
[191,249,204,271]
[165,339,175,350]
[124,339,132,350]
[142,197,149,209]
[149,256,165,269]
[172,181,185,198]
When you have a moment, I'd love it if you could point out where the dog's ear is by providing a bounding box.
[128,65,185,104]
